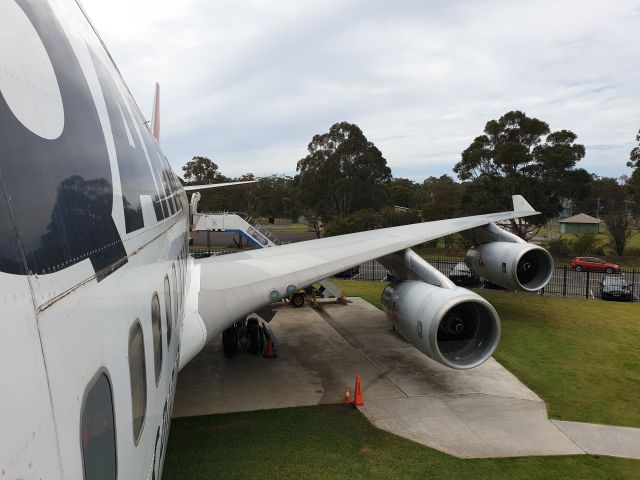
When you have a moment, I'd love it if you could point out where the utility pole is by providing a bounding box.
[596,198,601,220]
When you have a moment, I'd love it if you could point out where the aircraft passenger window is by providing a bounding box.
[81,372,116,480]
[151,293,163,385]
[128,321,147,444]
[164,276,172,346]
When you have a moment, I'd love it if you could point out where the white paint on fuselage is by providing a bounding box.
[141,194,157,228]
[35,211,189,479]
[0,272,62,477]
[0,0,64,140]
[117,101,136,148]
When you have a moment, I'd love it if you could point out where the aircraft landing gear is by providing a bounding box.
[222,318,267,357]
[247,318,265,355]
[222,325,238,358]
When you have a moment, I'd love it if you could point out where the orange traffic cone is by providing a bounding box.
[263,337,277,358]
[342,385,353,404]
[353,375,364,407]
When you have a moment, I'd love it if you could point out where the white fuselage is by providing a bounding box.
[0,0,192,477]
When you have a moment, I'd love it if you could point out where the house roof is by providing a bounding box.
[558,213,601,224]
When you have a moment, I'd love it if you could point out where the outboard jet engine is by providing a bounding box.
[465,242,553,292]
[462,222,554,292]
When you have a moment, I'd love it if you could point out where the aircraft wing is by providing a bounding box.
[180,196,537,368]
[183,180,258,191]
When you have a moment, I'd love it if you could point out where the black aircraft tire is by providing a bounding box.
[222,327,238,358]
[259,325,266,353]
[249,325,261,355]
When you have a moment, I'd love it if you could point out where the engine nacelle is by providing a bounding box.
[465,242,553,292]
[381,281,500,369]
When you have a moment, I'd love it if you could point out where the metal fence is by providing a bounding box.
[339,257,640,303]
[190,246,239,258]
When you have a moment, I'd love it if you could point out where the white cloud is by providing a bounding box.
[82,0,640,180]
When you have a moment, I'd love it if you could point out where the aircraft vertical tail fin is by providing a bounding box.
[151,82,160,141]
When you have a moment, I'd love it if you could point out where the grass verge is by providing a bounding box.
[164,405,639,480]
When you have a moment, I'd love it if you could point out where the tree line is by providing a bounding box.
[182,113,640,252]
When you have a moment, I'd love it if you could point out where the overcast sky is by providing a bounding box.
[81,0,640,182]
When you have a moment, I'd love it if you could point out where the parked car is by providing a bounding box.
[448,262,480,287]
[599,275,633,301]
[570,256,620,273]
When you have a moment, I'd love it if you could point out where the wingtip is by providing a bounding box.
[512,195,536,212]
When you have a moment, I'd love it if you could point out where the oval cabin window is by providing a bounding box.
[128,321,147,444]
[151,293,163,385]
[81,372,117,479]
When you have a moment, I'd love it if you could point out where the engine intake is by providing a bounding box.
[381,281,500,369]
[465,242,553,292]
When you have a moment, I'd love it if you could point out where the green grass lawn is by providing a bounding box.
[164,405,639,480]
[482,290,640,428]
[333,279,386,309]
[164,280,640,479]
[333,280,640,428]
[265,222,313,233]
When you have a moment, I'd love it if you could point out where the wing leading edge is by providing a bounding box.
[183,180,257,191]
[179,196,538,368]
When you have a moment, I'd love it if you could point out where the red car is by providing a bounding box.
[570,256,620,273]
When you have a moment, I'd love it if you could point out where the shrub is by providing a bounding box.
[323,216,366,236]
[573,234,604,255]
[624,246,640,257]
[548,237,573,257]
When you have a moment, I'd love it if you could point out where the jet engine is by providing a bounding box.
[465,242,553,292]
[381,280,500,369]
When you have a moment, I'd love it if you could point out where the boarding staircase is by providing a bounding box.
[189,192,344,300]
[189,192,281,248]
[192,211,280,248]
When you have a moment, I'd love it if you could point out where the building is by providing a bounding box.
[558,213,600,234]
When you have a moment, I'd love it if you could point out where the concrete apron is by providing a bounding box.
[173,297,640,460]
